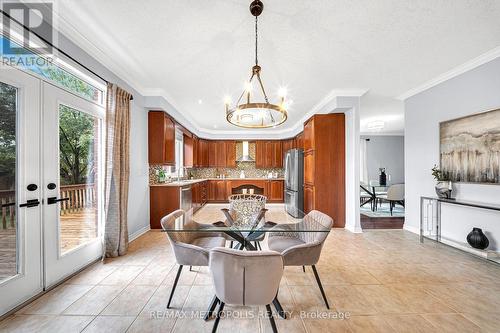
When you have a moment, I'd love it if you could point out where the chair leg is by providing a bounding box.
[272,295,286,319]
[212,301,225,333]
[254,241,258,248]
[167,265,183,308]
[302,266,306,273]
[230,241,233,248]
[311,265,330,309]
[204,295,219,321]
[390,201,393,216]
[266,304,278,333]
[189,266,193,271]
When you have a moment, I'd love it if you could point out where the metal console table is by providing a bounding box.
[420,196,500,262]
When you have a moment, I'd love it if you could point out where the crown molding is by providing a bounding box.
[397,46,500,101]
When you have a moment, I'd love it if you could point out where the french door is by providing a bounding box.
[0,67,43,316]
[42,83,104,287]
[0,68,104,315]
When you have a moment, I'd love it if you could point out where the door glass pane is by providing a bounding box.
[0,81,18,281]
[59,104,100,255]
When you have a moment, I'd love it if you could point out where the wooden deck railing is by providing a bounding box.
[0,183,96,229]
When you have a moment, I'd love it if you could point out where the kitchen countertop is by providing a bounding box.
[150,178,285,187]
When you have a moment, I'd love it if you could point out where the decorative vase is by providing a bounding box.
[466,228,489,250]
[435,181,451,199]
[379,168,387,186]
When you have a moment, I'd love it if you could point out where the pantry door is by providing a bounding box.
[0,68,43,315]
[42,82,104,287]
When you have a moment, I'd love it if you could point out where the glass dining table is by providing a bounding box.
[160,210,330,320]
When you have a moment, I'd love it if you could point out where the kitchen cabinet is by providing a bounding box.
[295,132,304,150]
[208,180,228,202]
[192,136,199,167]
[304,184,315,213]
[282,138,295,159]
[225,141,236,168]
[302,114,345,227]
[216,141,227,167]
[266,180,284,202]
[183,134,194,168]
[255,140,282,168]
[150,186,180,229]
[208,141,217,167]
[199,139,209,167]
[148,111,175,165]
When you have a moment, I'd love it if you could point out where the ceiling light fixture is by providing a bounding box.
[225,0,288,129]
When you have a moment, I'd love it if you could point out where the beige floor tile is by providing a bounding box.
[346,315,396,333]
[63,285,125,315]
[163,265,198,286]
[65,263,118,285]
[383,314,438,333]
[324,285,377,315]
[130,262,173,286]
[422,313,481,333]
[0,314,94,333]
[17,284,93,315]
[82,315,135,333]
[462,311,500,333]
[261,317,306,333]
[140,285,191,314]
[0,314,53,332]
[183,285,215,310]
[98,265,145,286]
[126,316,176,333]
[303,318,352,332]
[101,285,156,316]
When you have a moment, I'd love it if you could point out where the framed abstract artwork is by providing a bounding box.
[440,108,500,184]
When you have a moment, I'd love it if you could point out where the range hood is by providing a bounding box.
[237,141,255,162]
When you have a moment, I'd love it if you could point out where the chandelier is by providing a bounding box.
[225,0,288,129]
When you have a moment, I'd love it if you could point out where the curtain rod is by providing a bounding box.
[0,10,134,101]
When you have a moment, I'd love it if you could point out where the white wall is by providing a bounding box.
[405,57,500,251]
[361,135,404,184]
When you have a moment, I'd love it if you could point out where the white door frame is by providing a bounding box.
[42,82,104,287]
[0,68,43,316]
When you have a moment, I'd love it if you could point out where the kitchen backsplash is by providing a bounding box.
[149,162,284,184]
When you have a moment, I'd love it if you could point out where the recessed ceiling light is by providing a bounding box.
[213,124,218,129]
[198,99,203,104]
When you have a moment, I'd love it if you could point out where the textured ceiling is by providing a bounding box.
[55,0,500,135]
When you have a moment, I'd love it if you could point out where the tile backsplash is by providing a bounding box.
[149,162,283,184]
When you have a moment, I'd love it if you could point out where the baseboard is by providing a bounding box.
[403,224,419,234]
[129,225,150,242]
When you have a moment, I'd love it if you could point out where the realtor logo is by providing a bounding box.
[1,1,53,55]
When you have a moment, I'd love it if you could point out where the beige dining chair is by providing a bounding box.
[208,247,283,333]
[377,183,405,215]
[267,210,333,308]
[161,209,226,308]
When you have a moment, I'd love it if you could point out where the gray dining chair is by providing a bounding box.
[267,210,333,309]
[377,183,405,215]
[161,209,226,308]
[208,247,283,333]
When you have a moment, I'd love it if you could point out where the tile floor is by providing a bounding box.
[1,204,500,332]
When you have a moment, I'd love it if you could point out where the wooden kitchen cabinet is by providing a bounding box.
[208,141,217,167]
[150,186,180,229]
[303,184,315,213]
[255,140,283,168]
[302,114,345,227]
[208,180,217,201]
[295,132,304,150]
[183,134,194,168]
[266,180,284,202]
[148,111,175,165]
[199,139,209,167]
[282,138,294,159]
[216,141,227,167]
[225,140,236,168]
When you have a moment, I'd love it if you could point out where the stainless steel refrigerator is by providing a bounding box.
[284,148,304,218]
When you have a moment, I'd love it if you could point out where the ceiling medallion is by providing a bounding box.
[225,0,288,129]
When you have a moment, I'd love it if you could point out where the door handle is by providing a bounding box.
[47,197,70,205]
[19,199,40,208]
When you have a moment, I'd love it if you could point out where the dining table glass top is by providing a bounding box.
[160,212,330,234]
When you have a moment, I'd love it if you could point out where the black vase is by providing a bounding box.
[379,170,387,186]
[466,228,489,250]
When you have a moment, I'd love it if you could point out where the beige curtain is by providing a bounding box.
[104,83,131,257]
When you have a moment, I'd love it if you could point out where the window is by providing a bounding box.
[0,34,105,105]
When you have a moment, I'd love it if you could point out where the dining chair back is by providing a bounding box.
[208,247,283,332]
[386,183,405,201]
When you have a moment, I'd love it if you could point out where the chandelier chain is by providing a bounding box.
[255,16,258,65]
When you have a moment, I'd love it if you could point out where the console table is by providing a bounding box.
[420,196,500,262]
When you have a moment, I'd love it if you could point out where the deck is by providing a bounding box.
[0,209,97,281]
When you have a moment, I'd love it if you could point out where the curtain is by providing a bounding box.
[104,83,132,257]
[360,138,369,185]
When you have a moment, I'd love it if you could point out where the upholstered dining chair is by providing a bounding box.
[267,210,333,309]
[378,183,405,215]
[208,247,284,333]
[161,209,226,308]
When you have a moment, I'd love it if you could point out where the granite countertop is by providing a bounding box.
[150,177,285,187]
